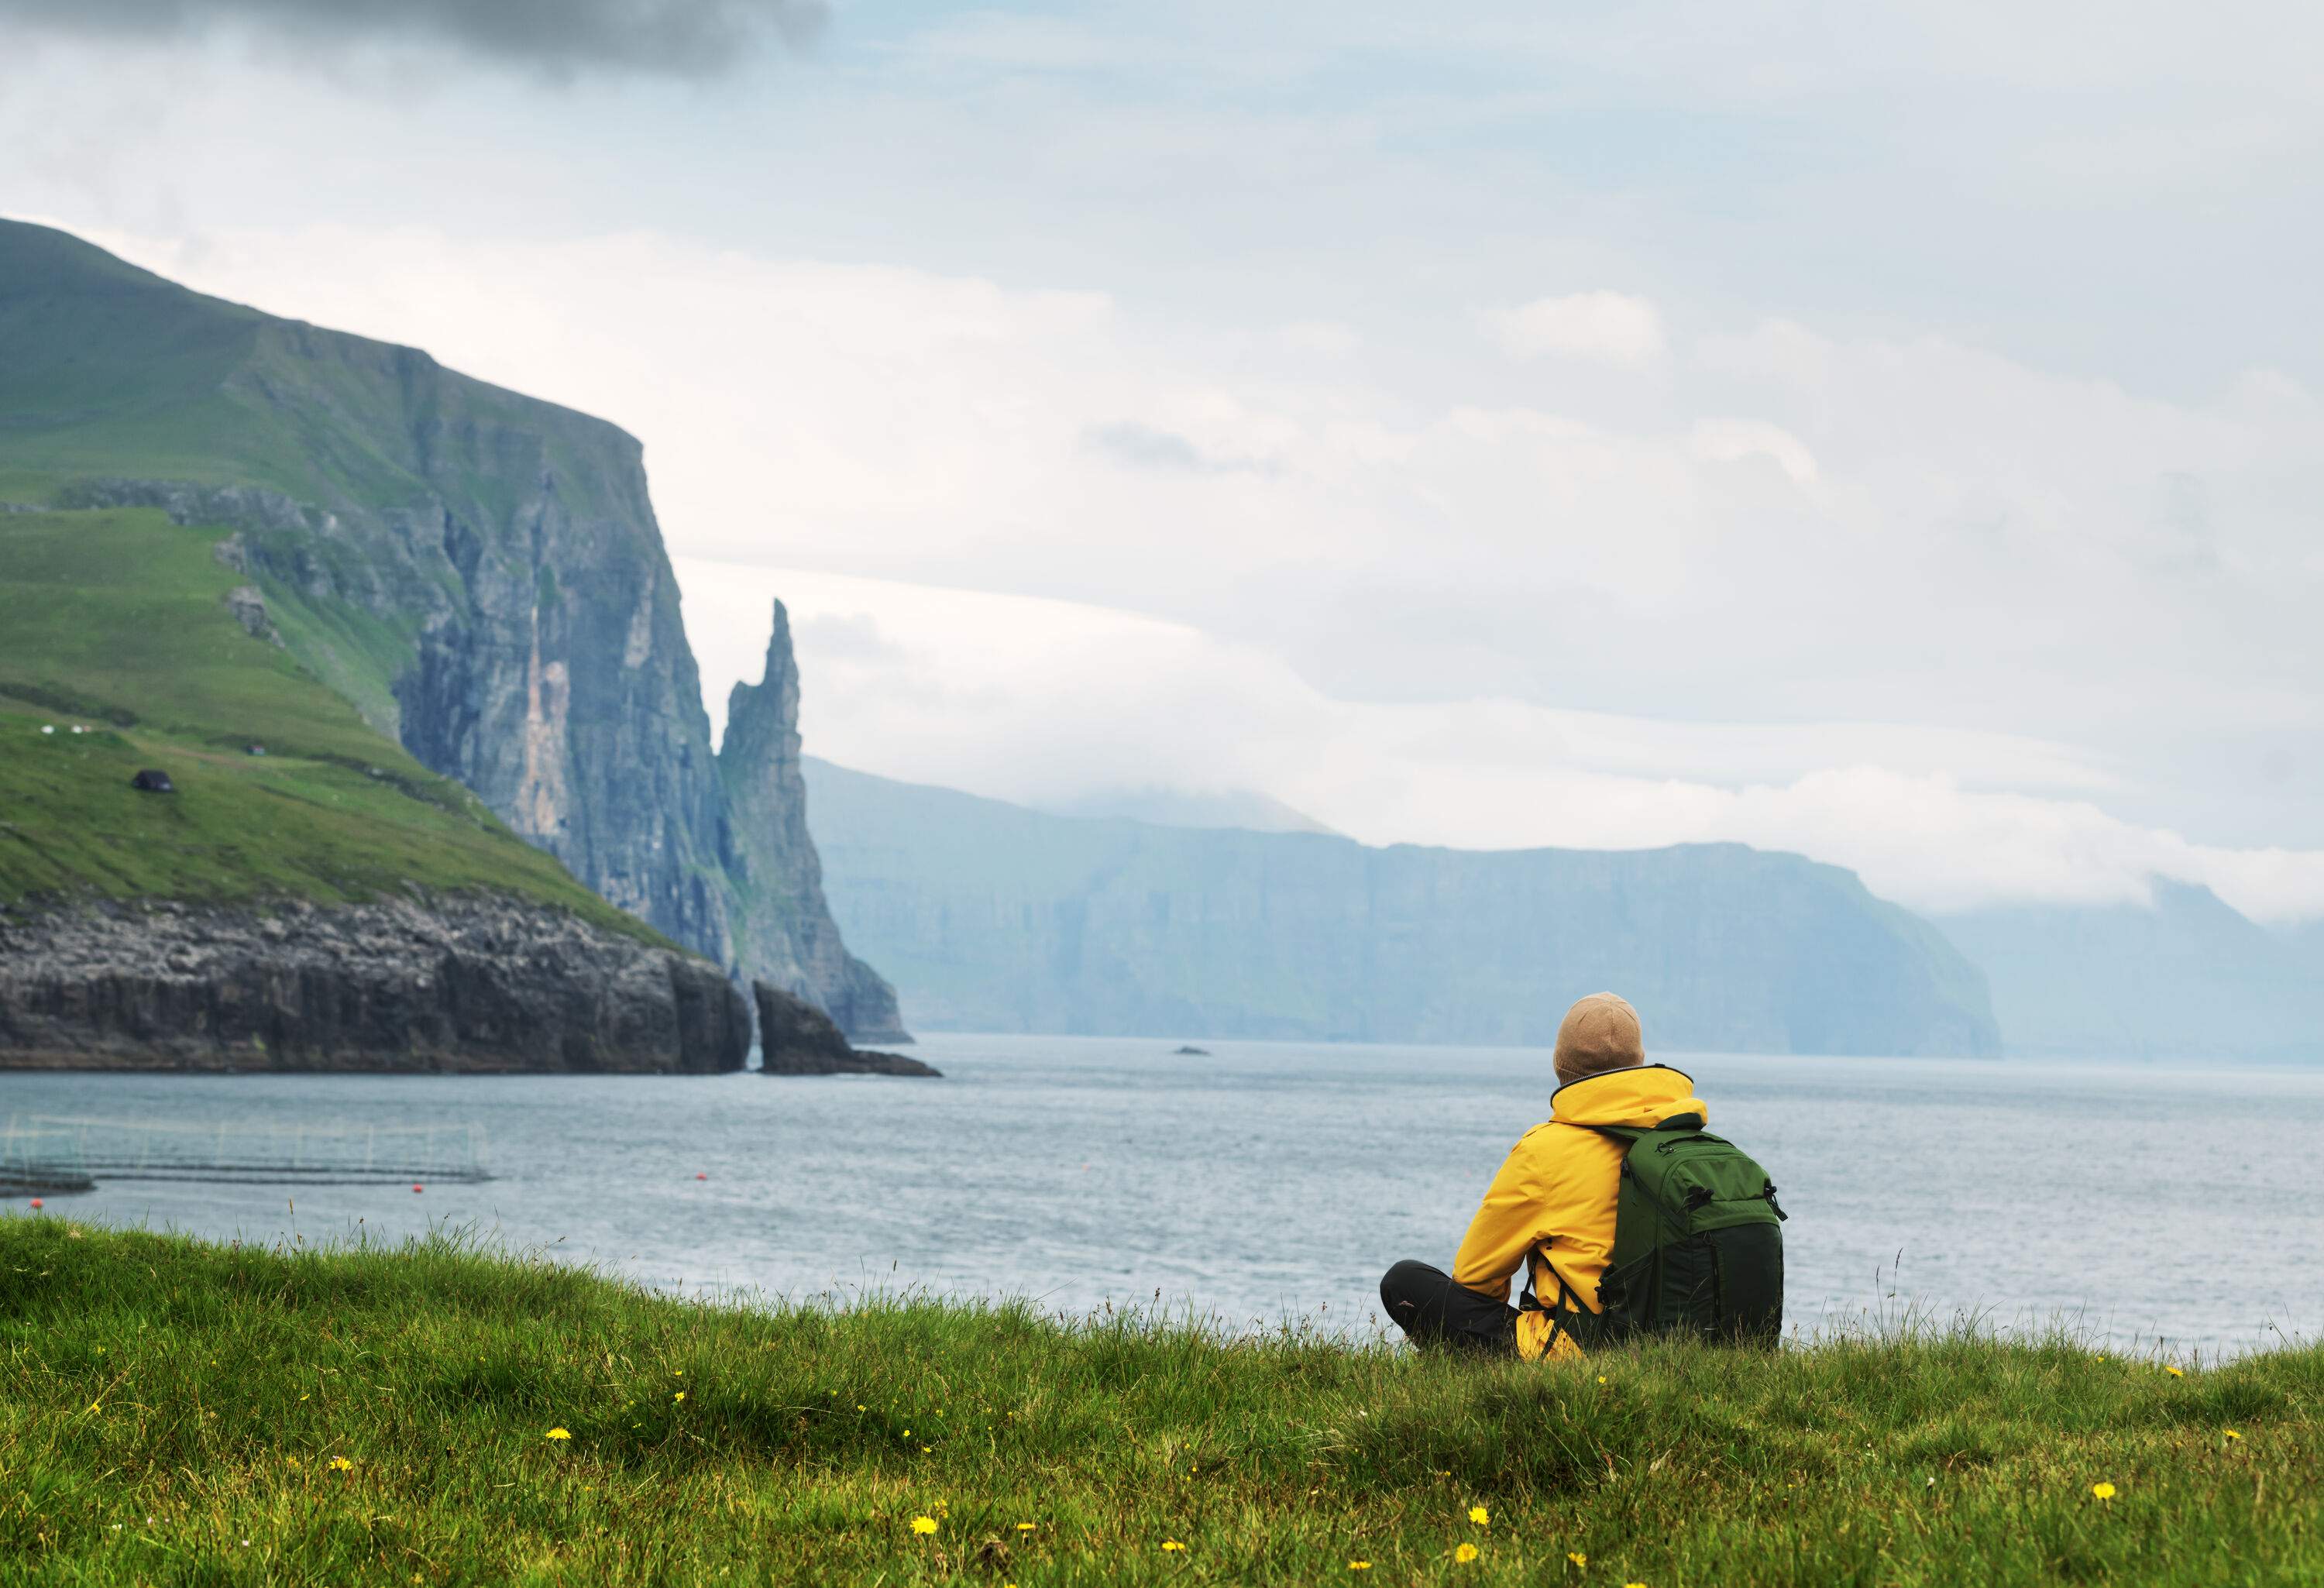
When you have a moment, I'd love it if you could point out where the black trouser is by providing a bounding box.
[1379,1259,1518,1355]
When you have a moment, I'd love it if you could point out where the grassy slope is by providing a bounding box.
[0,219,659,738]
[0,221,637,517]
[0,507,658,940]
[2,1222,2315,1586]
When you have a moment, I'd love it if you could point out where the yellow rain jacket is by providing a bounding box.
[1452,1064,1707,1361]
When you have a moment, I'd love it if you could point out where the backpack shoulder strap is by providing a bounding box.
[1515,1236,1595,1353]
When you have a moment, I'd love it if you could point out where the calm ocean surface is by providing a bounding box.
[8,1038,2320,1357]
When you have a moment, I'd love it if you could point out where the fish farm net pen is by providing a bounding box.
[0,1115,491,1186]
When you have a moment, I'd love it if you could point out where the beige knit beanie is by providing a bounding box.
[1553,992,1645,1087]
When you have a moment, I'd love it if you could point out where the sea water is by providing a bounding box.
[7,1038,2319,1356]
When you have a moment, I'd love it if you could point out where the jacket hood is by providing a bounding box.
[1549,1063,1706,1129]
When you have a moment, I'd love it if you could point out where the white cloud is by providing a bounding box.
[1483,290,1667,365]
[679,559,2324,925]
[1277,319,1361,356]
[1689,417,1819,485]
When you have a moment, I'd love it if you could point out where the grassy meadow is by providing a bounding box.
[1,1218,2315,1586]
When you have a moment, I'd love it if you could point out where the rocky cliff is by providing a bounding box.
[0,894,751,1074]
[721,604,908,1040]
[0,220,900,1040]
[801,758,2003,1057]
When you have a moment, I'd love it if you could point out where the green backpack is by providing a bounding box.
[1525,1113,1787,1350]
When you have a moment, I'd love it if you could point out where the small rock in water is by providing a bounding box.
[1172,1045,1212,1056]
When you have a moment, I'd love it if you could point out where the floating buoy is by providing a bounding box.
[27,1198,43,1211]
[695,1172,707,1181]
[411,1184,424,1194]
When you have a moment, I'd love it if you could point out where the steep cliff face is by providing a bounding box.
[802,758,2003,1057]
[0,220,896,1037]
[720,605,907,1040]
[0,895,750,1074]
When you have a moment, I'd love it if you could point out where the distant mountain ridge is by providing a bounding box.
[1937,882,2323,1061]
[0,218,901,1037]
[800,758,2001,1056]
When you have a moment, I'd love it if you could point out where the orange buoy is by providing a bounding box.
[696,1172,707,1180]
[27,1198,42,1211]
[411,1184,424,1194]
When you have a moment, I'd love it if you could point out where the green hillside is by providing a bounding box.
[0,218,665,741]
[0,506,658,940]
[0,220,641,517]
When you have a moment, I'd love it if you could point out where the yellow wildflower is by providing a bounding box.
[545,1428,572,1441]
[1455,1542,1480,1563]
[674,1390,686,1402]
[328,1457,352,1472]
[2164,1366,2184,1378]
[86,1402,101,1414]
[2091,1482,2116,1501]
[2225,1429,2243,1441]
[1349,1562,1372,1573]
[1597,1376,1607,1384]
[1017,1522,1037,1532]
[1469,1506,1490,1527]
[910,1516,938,1535]
[1162,1540,1187,1552]
[1569,1552,1588,1568]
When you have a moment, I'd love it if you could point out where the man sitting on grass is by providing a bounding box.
[1379,992,1715,1359]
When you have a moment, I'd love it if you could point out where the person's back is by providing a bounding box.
[1380,991,1776,1358]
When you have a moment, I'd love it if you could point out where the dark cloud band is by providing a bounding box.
[0,0,830,77]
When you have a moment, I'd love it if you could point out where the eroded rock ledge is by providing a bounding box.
[754,981,940,1078]
[0,894,750,1074]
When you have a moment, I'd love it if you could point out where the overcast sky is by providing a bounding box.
[5,0,2320,922]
